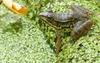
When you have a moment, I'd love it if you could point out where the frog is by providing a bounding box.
[39,5,93,54]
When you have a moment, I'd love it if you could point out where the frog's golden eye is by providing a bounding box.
[3,0,28,15]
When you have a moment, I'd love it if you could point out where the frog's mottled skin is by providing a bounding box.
[39,12,75,29]
[39,5,93,54]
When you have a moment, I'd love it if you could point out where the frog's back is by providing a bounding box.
[53,12,73,22]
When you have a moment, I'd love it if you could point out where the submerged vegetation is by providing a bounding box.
[0,0,100,63]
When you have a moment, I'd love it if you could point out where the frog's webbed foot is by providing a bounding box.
[70,20,93,43]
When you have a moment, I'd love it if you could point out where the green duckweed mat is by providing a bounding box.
[0,0,100,63]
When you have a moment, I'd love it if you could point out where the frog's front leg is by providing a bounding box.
[70,20,93,42]
[55,29,62,54]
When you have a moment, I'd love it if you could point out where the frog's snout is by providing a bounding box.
[39,12,46,16]
[39,12,53,18]
[39,12,49,17]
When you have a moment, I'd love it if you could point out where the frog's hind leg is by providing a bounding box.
[70,20,93,43]
[71,5,89,14]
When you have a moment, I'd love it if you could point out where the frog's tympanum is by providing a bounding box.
[39,5,93,54]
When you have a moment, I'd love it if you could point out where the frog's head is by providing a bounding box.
[39,10,60,29]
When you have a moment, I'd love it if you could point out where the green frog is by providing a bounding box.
[39,5,93,54]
